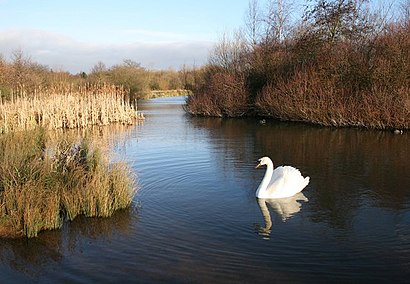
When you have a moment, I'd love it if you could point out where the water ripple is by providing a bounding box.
[3,96,409,283]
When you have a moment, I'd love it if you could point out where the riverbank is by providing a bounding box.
[184,3,409,131]
[184,31,410,131]
[140,89,191,99]
[0,128,137,238]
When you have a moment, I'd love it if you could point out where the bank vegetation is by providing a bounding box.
[0,54,158,238]
[0,129,136,238]
[0,52,199,101]
[185,0,410,130]
[0,83,144,133]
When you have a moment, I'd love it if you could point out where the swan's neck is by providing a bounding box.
[256,160,274,198]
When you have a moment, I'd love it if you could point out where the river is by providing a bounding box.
[0,96,409,283]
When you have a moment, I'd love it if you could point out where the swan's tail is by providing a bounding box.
[302,176,310,189]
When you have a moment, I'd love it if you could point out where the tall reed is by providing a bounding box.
[0,83,144,133]
[0,128,137,238]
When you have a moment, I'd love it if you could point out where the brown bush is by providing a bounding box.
[185,1,409,130]
[185,71,249,117]
[255,63,409,129]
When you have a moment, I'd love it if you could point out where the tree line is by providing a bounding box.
[0,50,200,100]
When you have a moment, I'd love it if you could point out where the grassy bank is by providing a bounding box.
[0,128,136,238]
[0,83,144,133]
[141,89,192,99]
[185,1,410,130]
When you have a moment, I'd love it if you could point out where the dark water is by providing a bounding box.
[1,96,409,283]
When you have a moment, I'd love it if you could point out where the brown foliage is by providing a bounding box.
[187,15,410,130]
[255,38,410,130]
[255,66,410,129]
[185,71,249,117]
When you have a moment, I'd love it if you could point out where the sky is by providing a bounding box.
[0,0,401,73]
[0,0,253,73]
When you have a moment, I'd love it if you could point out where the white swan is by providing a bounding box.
[255,157,309,199]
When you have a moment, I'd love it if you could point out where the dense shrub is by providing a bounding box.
[185,71,249,117]
[185,0,410,130]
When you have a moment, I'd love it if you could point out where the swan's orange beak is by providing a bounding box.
[255,162,261,169]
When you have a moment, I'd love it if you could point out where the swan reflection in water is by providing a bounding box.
[256,192,308,239]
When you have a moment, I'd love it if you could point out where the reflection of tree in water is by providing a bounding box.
[187,117,262,187]
[0,208,135,280]
[187,116,410,229]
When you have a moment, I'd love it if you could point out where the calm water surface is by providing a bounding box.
[1,96,409,283]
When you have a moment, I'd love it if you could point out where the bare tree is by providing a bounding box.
[0,54,6,87]
[91,61,107,74]
[209,31,249,74]
[244,0,296,46]
[123,59,142,69]
[90,61,107,84]
[304,0,375,43]
[263,0,295,43]
[244,0,263,46]
[11,49,31,90]
[403,0,410,22]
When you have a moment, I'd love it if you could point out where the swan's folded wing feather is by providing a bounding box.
[266,167,286,195]
[266,166,307,198]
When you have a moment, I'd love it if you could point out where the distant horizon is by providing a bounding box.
[0,0,402,73]
[1,34,214,74]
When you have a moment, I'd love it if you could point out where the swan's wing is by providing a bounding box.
[265,167,286,196]
[266,166,309,198]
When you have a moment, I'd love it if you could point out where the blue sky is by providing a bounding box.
[0,0,253,72]
[0,0,400,73]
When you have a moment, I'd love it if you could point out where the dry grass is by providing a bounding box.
[0,128,137,238]
[0,83,144,133]
[143,89,191,99]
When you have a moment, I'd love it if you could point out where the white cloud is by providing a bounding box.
[119,29,188,41]
[0,29,213,73]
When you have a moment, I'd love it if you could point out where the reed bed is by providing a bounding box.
[0,128,137,238]
[0,83,144,133]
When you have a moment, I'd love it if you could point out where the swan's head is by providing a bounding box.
[255,157,272,169]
